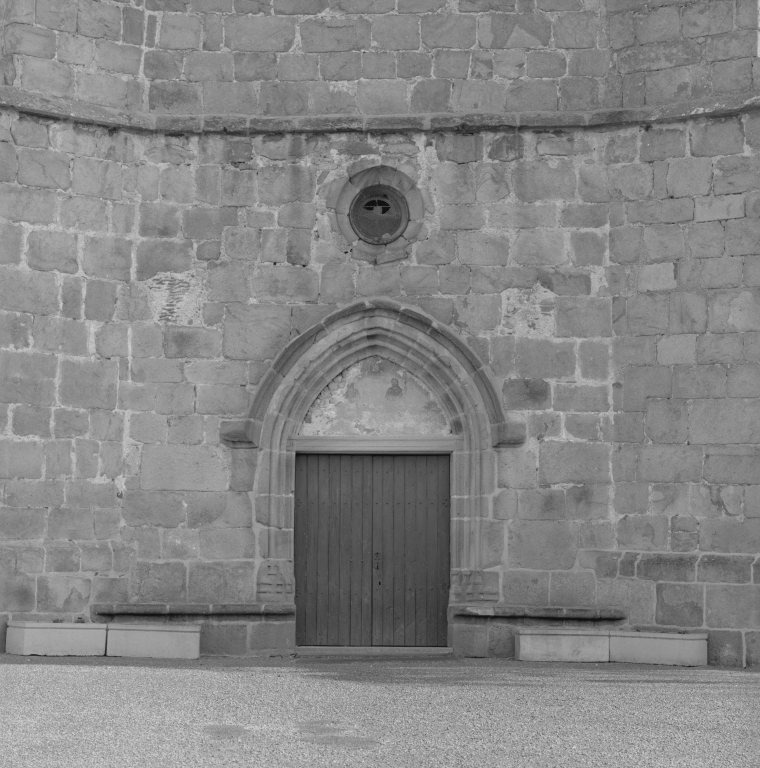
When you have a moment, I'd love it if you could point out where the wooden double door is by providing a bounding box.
[294,454,450,647]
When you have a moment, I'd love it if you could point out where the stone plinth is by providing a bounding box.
[106,623,201,659]
[6,621,106,656]
[610,631,707,666]
[515,628,610,663]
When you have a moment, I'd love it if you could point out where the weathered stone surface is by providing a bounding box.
[131,562,186,602]
[655,583,704,627]
[539,442,610,485]
[37,575,91,612]
[140,446,227,492]
[60,360,117,409]
[509,520,579,570]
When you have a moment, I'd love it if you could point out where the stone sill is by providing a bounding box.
[451,605,627,621]
[91,603,296,617]
[1,85,758,136]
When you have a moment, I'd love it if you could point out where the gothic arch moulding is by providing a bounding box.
[220,298,525,600]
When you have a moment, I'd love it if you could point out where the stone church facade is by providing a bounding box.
[0,0,759,664]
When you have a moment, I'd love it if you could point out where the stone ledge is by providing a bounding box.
[91,603,296,617]
[451,605,627,621]
[1,85,758,136]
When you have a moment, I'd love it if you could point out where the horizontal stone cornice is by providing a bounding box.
[91,603,296,616]
[1,85,758,136]
[451,605,627,621]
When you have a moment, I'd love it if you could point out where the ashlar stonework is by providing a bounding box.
[1,0,760,666]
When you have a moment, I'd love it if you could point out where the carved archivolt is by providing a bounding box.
[220,299,525,600]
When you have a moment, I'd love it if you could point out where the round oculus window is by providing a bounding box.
[349,185,410,245]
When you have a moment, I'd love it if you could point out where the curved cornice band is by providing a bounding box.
[1,85,758,136]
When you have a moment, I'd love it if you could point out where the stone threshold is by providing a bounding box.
[1,85,758,136]
[91,603,295,617]
[451,605,627,621]
[296,646,453,657]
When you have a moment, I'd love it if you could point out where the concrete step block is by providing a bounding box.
[6,621,106,656]
[106,623,201,659]
[610,631,708,666]
[515,628,610,663]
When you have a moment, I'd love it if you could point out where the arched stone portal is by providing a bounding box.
[221,299,525,639]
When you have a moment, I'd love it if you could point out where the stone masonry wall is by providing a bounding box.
[1,106,760,663]
[1,0,757,119]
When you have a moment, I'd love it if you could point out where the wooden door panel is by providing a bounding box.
[295,454,449,647]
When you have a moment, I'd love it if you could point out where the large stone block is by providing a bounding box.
[513,160,576,203]
[616,515,669,551]
[705,584,760,628]
[698,554,753,584]
[0,183,56,224]
[539,442,610,485]
[597,577,655,625]
[135,240,192,280]
[17,148,69,189]
[689,399,760,444]
[638,446,703,483]
[140,445,228,492]
[656,583,704,627]
[122,490,184,528]
[72,157,122,200]
[188,562,256,603]
[555,297,611,337]
[0,507,46,539]
[515,338,575,380]
[457,232,510,266]
[36,574,91,612]
[502,570,549,606]
[26,231,78,274]
[511,230,565,266]
[637,554,697,582]
[201,623,248,656]
[83,237,132,281]
[301,18,370,52]
[253,266,319,303]
[508,520,578,569]
[248,619,294,654]
[163,327,221,359]
[59,360,117,409]
[0,350,56,405]
[130,562,187,603]
[700,518,760,554]
[200,529,256,560]
[549,571,596,607]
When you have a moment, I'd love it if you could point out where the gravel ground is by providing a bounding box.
[1,654,758,768]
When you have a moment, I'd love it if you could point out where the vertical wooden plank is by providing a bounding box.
[425,456,439,647]
[382,455,395,645]
[327,454,341,645]
[293,454,311,645]
[349,456,363,645]
[315,454,330,645]
[436,455,451,647]
[304,455,319,645]
[404,456,417,646]
[392,456,406,646]
[294,455,307,646]
[372,455,385,646]
[414,455,429,646]
[361,455,373,646]
[338,455,352,646]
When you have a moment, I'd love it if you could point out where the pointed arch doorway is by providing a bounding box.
[292,355,454,647]
[220,299,525,651]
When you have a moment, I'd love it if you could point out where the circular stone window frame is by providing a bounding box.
[330,166,427,264]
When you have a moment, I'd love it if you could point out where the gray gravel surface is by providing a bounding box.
[1,654,758,768]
